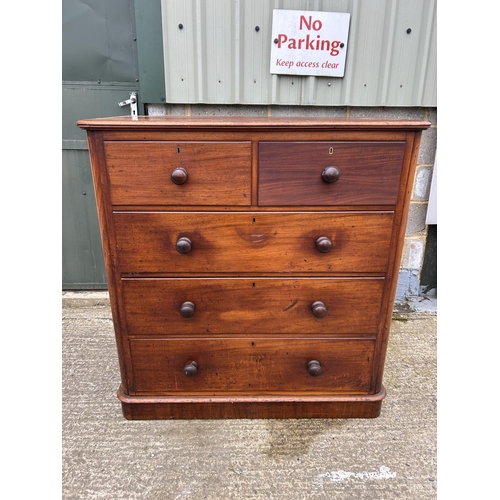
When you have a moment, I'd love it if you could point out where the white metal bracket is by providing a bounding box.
[118,92,138,118]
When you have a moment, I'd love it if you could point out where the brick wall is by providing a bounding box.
[147,104,437,304]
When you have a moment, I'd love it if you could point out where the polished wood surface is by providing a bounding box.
[119,389,386,419]
[78,115,430,130]
[104,141,251,206]
[113,211,394,274]
[128,338,375,394]
[259,141,406,206]
[78,116,430,419]
[121,277,384,335]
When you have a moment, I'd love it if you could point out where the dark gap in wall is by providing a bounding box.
[420,225,437,294]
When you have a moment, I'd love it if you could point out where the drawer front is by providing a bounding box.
[122,278,384,335]
[104,141,251,206]
[114,212,394,274]
[258,141,406,206]
[129,338,375,394]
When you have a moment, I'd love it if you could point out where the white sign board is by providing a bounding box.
[270,9,350,77]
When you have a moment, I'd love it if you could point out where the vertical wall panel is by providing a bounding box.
[241,0,272,103]
[135,0,166,103]
[62,0,139,289]
[62,149,107,288]
[160,0,436,106]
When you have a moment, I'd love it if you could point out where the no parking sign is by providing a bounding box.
[270,9,351,77]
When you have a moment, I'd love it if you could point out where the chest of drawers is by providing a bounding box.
[78,116,429,419]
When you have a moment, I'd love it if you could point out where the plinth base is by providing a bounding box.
[118,387,386,420]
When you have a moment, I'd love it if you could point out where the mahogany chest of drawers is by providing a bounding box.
[78,116,429,419]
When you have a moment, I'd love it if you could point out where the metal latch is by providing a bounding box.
[118,92,138,118]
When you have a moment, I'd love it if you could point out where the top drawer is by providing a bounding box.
[104,141,252,206]
[258,141,406,206]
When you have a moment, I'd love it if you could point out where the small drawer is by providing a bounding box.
[128,338,375,395]
[122,277,384,336]
[104,141,251,206]
[258,141,406,206]
[113,211,394,274]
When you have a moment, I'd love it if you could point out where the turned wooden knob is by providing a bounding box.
[307,360,322,377]
[180,301,195,318]
[315,236,333,253]
[176,236,192,254]
[311,301,328,318]
[183,361,198,377]
[321,166,340,183]
[171,167,188,185]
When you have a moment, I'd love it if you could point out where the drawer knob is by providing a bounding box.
[307,360,323,377]
[171,167,188,185]
[176,236,192,254]
[321,166,340,183]
[183,361,198,377]
[315,236,333,253]
[180,301,195,318]
[311,301,328,318]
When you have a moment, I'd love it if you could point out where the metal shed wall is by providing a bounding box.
[160,0,436,106]
[62,0,139,289]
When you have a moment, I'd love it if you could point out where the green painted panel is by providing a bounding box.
[62,86,138,289]
[62,85,137,142]
[135,0,166,103]
[62,0,138,83]
[62,149,107,289]
[62,0,140,289]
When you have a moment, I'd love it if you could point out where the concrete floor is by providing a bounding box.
[62,292,437,499]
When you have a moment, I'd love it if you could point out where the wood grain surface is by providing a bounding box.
[121,277,384,335]
[104,141,251,206]
[258,141,406,206]
[128,338,376,394]
[78,116,430,419]
[113,211,394,274]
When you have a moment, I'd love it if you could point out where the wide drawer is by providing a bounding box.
[122,277,384,335]
[258,141,406,206]
[114,211,394,274]
[104,141,251,206]
[128,338,375,395]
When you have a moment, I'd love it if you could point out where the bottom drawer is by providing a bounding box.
[128,338,375,395]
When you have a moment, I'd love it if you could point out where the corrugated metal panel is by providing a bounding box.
[160,0,436,106]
